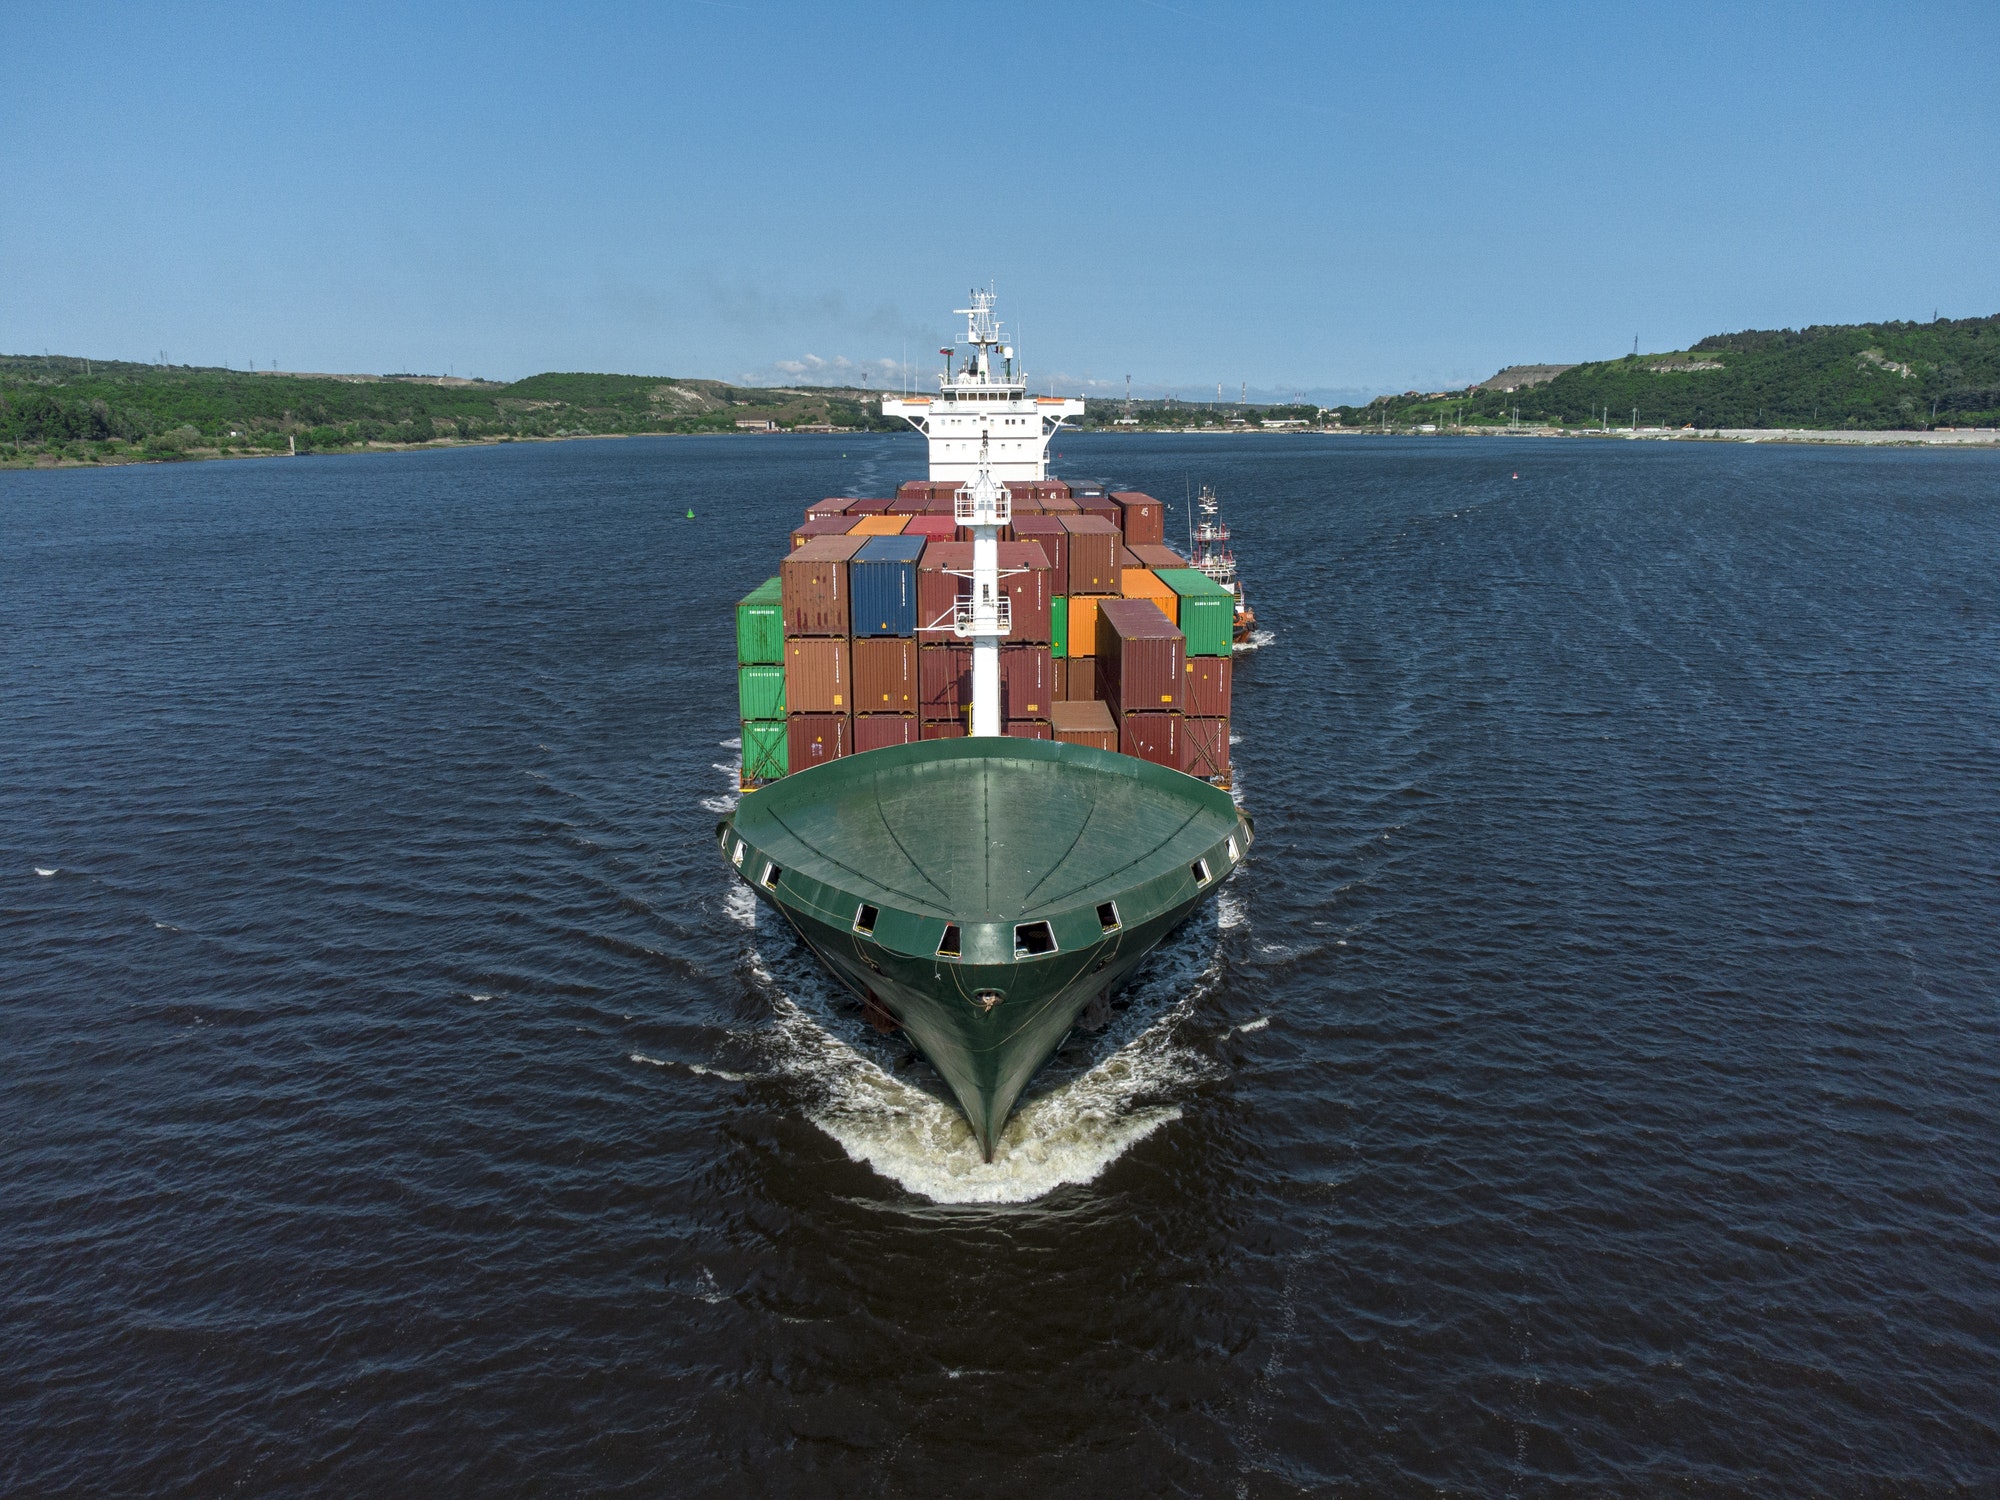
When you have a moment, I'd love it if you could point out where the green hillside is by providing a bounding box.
[1340,315,2000,431]
[0,357,896,465]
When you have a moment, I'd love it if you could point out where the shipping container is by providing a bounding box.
[1009,515,1066,586]
[1067,480,1108,498]
[1116,545,1143,569]
[1001,644,1054,720]
[1005,721,1053,740]
[1074,496,1121,527]
[1111,491,1166,546]
[792,514,859,549]
[1154,568,1235,656]
[917,542,1053,643]
[919,720,966,741]
[1128,543,1186,571]
[1050,700,1116,752]
[1051,596,1068,658]
[785,636,851,714]
[1182,717,1230,779]
[889,492,931,514]
[924,493,958,514]
[1059,515,1121,595]
[850,514,910,537]
[738,664,785,720]
[780,534,865,637]
[1097,597,1184,713]
[1119,567,1180,624]
[1119,711,1181,769]
[1040,493,1079,513]
[851,535,926,637]
[735,577,784,665]
[803,497,855,520]
[1183,655,1232,718]
[896,480,930,498]
[1067,596,1103,660]
[1062,655,1099,703]
[853,714,919,752]
[852,636,918,714]
[845,496,895,514]
[902,514,958,540]
[741,720,788,782]
[919,643,968,719]
[788,713,849,769]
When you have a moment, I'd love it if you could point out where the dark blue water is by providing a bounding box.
[5,434,1997,1496]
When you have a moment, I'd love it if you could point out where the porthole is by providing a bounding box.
[1226,835,1238,861]
[1014,921,1057,958]
[936,923,961,959]
[1096,901,1121,934]
[1190,858,1212,886]
[761,862,782,890]
[731,840,745,867]
[853,903,880,936]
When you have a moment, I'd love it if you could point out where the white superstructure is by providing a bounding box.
[892,290,1084,737]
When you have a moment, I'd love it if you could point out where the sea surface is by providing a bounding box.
[4,433,1998,1496]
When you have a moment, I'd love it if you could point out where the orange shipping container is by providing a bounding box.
[850,514,910,536]
[1067,596,1103,658]
[785,637,852,714]
[1120,567,1180,625]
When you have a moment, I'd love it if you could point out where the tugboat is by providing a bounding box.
[718,292,1251,1159]
[1190,484,1256,644]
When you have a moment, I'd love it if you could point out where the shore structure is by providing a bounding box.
[719,292,1250,1158]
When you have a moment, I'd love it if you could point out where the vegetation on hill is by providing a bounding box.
[1334,315,2000,431]
[0,356,896,465]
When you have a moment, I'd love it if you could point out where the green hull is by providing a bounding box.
[719,738,1250,1158]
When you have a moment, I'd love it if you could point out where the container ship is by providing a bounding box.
[717,291,1252,1159]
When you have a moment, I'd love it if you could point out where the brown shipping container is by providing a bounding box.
[853,715,918,753]
[1010,516,1069,593]
[1182,717,1230,779]
[919,644,968,719]
[1129,543,1186,571]
[889,493,931,515]
[902,514,958,541]
[791,515,858,549]
[1184,655,1232,718]
[846,496,895,514]
[1119,711,1181,768]
[804,498,855,520]
[1098,598,1184,713]
[1001,645,1054,720]
[1061,655,1099,702]
[920,720,966,741]
[896,480,929,497]
[786,637,852,714]
[1117,545,1143,569]
[781,534,865,636]
[917,542,1053,643]
[1074,496,1121,528]
[1040,493,1079,513]
[1111,491,1166,546]
[1050,700,1117,752]
[1060,516,1121,595]
[853,636,918,714]
[788,713,849,769]
[1005,720,1053,740]
[924,494,957,514]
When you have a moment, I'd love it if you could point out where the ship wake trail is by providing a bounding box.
[740,914,1223,1205]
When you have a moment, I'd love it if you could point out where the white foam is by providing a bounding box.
[1217,890,1248,930]
[630,1051,669,1066]
[744,920,1222,1205]
[719,736,742,750]
[723,883,757,928]
[35,867,57,877]
[699,794,739,814]
[469,992,494,1002]
[1234,628,1276,654]
[1233,1016,1270,1035]
[153,920,178,932]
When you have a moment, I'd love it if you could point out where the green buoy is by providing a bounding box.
[686,508,694,519]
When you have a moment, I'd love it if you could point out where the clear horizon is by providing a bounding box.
[5,1,1995,401]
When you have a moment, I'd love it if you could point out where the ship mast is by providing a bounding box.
[956,436,1009,736]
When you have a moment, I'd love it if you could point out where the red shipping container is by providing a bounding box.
[781,534,866,636]
[788,713,849,769]
[1118,711,1181,769]
[1117,545,1143,569]
[1050,700,1116,751]
[1005,720,1053,740]
[1062,656,1099,702]
[804,497,863,519]
[1010,515,1069,592]
[785,637,852,714]
[890,494,930,514]
[1098,598,1184,713]
[1128,543,1186,571]
[1074,497,1121,528]
[853,636,917,714]
[791,514,858,549]
[1001,644,1054,720]
[1060,515,1122,596]
[1182,717,1230,779]
[854,715,918,752]
[924,493,958,514]
[1184,655,1232,717]
[846,496,895,514]
[920,720,966,741]
[919,644,969,719]
[902,514,957,540]
[1111,491,1166,546]
[1040,493,1079,513]
[917,542,1052,643]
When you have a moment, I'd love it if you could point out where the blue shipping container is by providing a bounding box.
[849,535,926,637]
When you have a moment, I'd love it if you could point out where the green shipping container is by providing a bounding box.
[739,664,785,719]
[736,577,784,665]
[1154,569,1234,656]
[741,720,788,782]
[1051,596,1068,659]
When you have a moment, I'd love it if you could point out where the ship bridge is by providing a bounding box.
[882,288,1083,482]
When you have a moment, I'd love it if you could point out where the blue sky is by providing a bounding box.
[4,1,1995,400]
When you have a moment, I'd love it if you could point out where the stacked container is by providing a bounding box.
[735,577,787,785]
[1096,598,1185,769]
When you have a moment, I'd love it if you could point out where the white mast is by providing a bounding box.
[886,290,1086,736]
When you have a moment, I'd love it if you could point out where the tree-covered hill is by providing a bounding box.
[1336,314,2000,431]
[0,356,897,464]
